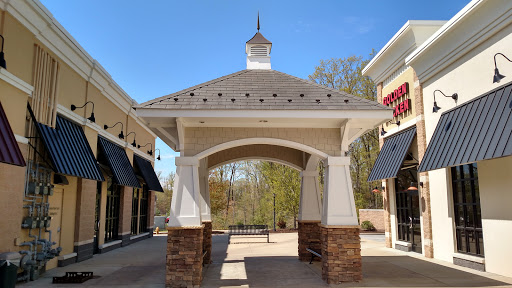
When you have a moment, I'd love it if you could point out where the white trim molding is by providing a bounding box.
[0,68,34,94]
[15,134,29,144]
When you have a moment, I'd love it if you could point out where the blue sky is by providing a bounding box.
[40,0,469,177]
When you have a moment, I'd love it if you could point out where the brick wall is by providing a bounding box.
[119,185,133,245]
[184,127,341,157]
[358,209,385,232]
[0,143,27,252]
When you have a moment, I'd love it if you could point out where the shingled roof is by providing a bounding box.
[246,32,272,44]
[137,69,390,111]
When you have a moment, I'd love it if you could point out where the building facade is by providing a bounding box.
[0,0,162,281]
[364,0,512,278]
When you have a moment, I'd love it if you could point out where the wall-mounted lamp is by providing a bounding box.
[419,181,424,188]
[407,182,418,191]
[432,90,458,113]
[372,186,380,193]
[493,53,512,83]
[0,34,6,69]
[71,101,95,123]
[103,122,124,139]
[155,148,161,161]
[380,125,387,136]
[126,132,137,147]
[138,142,153,155]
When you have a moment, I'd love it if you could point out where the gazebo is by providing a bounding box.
[135,24,391,287]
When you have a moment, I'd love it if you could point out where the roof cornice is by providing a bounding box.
[405,0,512,83]
[362,20,446,84]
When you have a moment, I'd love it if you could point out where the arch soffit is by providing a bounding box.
[208,157,303,171]
[195,138,330,161]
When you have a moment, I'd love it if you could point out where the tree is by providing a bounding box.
[155,172,175,216]
[309,53,383,210]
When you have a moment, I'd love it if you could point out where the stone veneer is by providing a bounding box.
[321,226,362,284]
[202,221,212,265]
[298,221,321,262]
[166,226,204,288]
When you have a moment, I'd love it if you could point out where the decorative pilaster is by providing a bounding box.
[169,157,202,227]
[321,226,362,284]
[298,221,321,262]
[202,221,212,265]
[199,158,211,222]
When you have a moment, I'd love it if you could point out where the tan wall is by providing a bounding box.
[119,185,133,235]
[2,13,35,84]
[74,178,97,244]
[83,126,98,157]
[207,144,305,170]
[359,209,385,232]
[381,67,416,133]
[0,79,29,135]
[127,116,154,155]
[58,63,87,116]
[58,176,78,255]
[0,143,27,252]
[184,127,341,157]
[478,156,512,278]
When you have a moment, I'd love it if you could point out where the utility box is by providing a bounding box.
[0,252,21,288]
[22,217,37,229]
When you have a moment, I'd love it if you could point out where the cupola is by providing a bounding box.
[246,13,272,70]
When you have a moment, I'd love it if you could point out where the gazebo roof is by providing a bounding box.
[137,69,389,111]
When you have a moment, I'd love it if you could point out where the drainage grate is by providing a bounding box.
[53,272,93,284]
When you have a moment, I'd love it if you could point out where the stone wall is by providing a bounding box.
[298,221,321,262]
[166,226,204,288]
[358,209,385,232]
[202,221,212,265]
[321,226,362,284]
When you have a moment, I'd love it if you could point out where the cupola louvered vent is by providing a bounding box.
[250,45,268,57]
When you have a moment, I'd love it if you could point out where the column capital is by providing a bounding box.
[325,156,350,166]
[175,156,200,167]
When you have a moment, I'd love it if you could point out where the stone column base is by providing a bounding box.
[298,221,321,262]
[166,226,204,288]
[202,221,212,265]
[321,225,362,284]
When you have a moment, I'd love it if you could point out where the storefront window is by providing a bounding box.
[105,178,120,242]
[139,186,149,233]
[131,188,140,235]
[451,163,484,256]
[395,167,422,253]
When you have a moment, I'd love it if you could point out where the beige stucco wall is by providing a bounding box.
[478,156,512,277]
[420,20,512,275]
[381,67,416,132]
[58,176,78,256]
[184,127,341,157]
[0,79,29,135]
[2,13,35,84]
[127,116,154,154]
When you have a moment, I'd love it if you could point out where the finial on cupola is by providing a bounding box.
[257,11,260,31]
[246,11,272,69]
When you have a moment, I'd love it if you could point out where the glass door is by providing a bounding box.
[395,168,422,253]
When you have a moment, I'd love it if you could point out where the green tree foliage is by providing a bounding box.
[155,172,174,216]
[309,54,383,210]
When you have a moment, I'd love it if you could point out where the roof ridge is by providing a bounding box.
[138,70,250,107]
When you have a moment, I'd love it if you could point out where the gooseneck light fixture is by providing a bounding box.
[0,34,6,69]
[71,101,96,123]
[103,122,124,139]
[380,125,387,136]
[125,131,137,147]
[493,53,512,83]
[432,90,458,113]
[138,142,153,156]
[155,148,161,161]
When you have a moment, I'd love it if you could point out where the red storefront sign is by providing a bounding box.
[383,82,411,117]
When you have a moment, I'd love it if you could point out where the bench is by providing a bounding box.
[306,247,322,264]
[228,225,269,244]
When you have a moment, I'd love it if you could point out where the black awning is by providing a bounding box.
[97,136,140,188]
[368,126,416,182]
[419,82,512,172]
[0,102,26,167]
[133,154,164,192]
[37,115,103,181]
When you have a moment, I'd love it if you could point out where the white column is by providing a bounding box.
[199,158,211,222]
[321,156,358,226]
[169,157,202,227]
[298,170,322,221]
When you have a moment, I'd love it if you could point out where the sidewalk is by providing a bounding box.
[18,232,512,287]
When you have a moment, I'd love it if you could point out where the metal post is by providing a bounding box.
[273,193,276,231]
